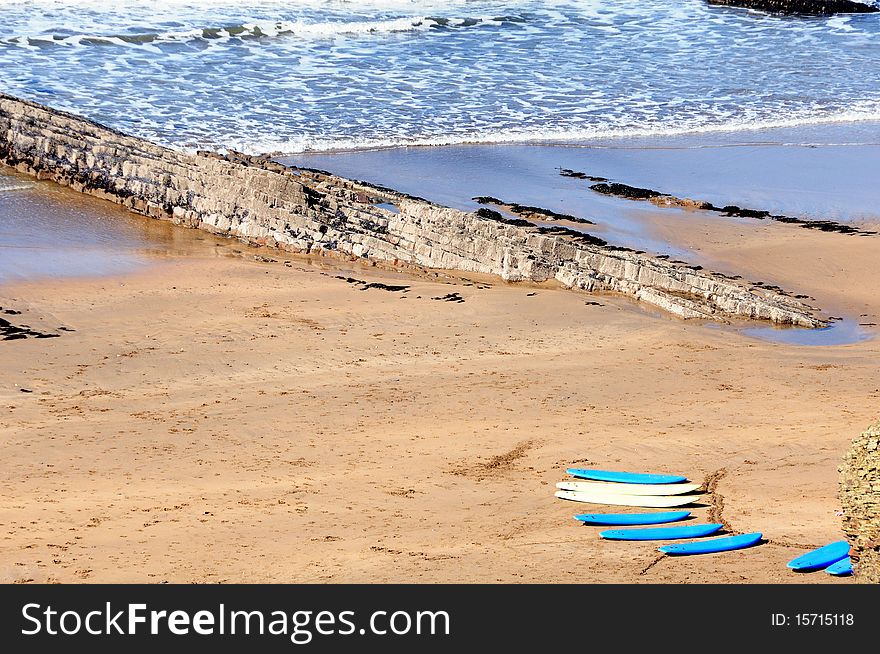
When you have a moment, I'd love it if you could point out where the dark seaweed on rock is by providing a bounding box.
[719,205,771,219]
[707,0,878,15]
[512,204,593,224]
[590,182,663,200]
[334,276,410,292]
[586,180,876,237]
[722,206,870,235]
[472,196,594,224]
[432,292,465,303]
[559,169,608,182]
[0,316,61,341]
[475,201,632,250]
[792,219,868,235]
[534,225,615,249]
[475,207,534,227]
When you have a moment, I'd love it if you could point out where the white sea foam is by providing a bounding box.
[1,15,504,48]
[224,104,880,155]
[0,183,34,193]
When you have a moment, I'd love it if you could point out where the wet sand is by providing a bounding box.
[0,167,214,285]
[2,132,879,583]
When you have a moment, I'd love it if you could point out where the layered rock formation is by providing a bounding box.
[0,92,825,326]
[840,422,880,582]
[708,0,878,14]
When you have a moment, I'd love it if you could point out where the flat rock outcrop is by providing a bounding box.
[840,421,880,582]
[0,92,825,327]
[708,0,878,14]
[570,169,874,236]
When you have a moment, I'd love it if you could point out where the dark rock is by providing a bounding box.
[535,225,606,247]
[588,179,873,237]
[475,207,534,227]
[589,182,663,200]
[559,169,608,182]
[432,292,465,303]
[707,0,878,15]
[719,205,771,219]
[473,196,594,224]
[0,316,62,341]
[361,282,410,292]
[472,196,504,205]
[334,276,410,293]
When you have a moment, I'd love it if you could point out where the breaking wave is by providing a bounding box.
[216,102,880,155]
[1,15,515,48]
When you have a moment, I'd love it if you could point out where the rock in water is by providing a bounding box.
[708,0,878,14]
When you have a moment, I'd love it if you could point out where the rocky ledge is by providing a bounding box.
[840,421,880,583]
[708,0,878,15]
[0,92,826,327]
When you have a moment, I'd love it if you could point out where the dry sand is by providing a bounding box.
[1,190,879,584]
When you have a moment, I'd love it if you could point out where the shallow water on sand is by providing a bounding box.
[741,319,870,347]
[0,167,217,285]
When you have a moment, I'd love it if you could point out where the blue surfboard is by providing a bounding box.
[566,468,687,484]
[787,541,850,572]
[659,532,763,555]
[825,557,853,576]
[574,511,691,526]
[600,523,722,541]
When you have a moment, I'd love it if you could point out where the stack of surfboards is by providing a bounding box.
[556,467,853,573]
[556,467,763,555]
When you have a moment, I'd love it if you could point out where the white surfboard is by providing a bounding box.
[554,490,700,508]
[556,481,702,496]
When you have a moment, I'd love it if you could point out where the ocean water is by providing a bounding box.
[1,0,880,154]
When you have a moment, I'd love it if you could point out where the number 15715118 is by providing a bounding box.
[795,614,854,627]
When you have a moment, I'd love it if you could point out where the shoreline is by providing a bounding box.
[260,116,880,158]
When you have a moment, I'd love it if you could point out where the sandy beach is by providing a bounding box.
[2,165,878,582]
